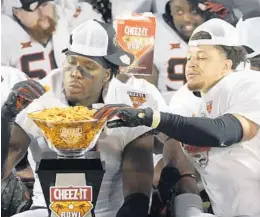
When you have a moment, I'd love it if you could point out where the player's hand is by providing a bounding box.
[93,104,154,128]
[2,80,45,118]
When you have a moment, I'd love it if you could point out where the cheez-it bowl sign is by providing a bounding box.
[49,186,93,217]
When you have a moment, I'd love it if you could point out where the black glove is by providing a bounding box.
[93,104,154,128]
[2,80,45,118]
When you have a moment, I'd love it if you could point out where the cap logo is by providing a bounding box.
[29,2,39,11]
[120,55,131,65]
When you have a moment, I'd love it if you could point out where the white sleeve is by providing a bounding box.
[169,86,201,117]
[1,66,28,106]
[69,2,103,30]
[111,0,152,18]
[225,78,260,126]
[1,15,13,66]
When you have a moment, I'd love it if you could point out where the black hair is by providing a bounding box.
[250,54,260,70]
[105,60,119,80]
[190,31,247,70]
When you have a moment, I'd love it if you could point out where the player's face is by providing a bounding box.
[170,0,206,40]
[185,45,232,93]
[14,2,56,29]
[63,55,111,106]
[13,2,56,42]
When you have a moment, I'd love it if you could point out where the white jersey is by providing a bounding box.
[153,84,202,168]
[153,14,188,100]
[182,71,260,217]
[169,84,202,117]
[14,69,167,217]
[1,3,102,80]
[111,0,152,19]
[1,65,28,106]
[151,0,169,14]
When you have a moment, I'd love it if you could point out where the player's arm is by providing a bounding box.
[2,124,31,179]
[1,80,45,179]
[150,134,201,216]
[95,105,245,147]
[116,134,154,217]
[231,114,259,141]
[160,134,199,194]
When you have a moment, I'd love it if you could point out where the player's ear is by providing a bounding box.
[103,68,111,83]
[222,59,233,75]
[12,7,22,19]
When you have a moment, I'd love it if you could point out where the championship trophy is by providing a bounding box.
[29,107,106,217]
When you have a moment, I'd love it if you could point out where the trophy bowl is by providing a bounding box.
[28,106,106,158]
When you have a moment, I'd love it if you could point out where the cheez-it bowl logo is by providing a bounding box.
[127,91,147,108]
[49,186,93,217]
[60,127,83,144]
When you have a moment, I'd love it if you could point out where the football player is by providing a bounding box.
[96,19,260,216]
[236,10,260,71]
[153,0,238,101]
[1,0,102,80]
[10,19,167,217]
[1,0,103,184]
[1,68,45,216]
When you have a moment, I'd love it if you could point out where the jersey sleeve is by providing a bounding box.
[1,66,28,106]
[1,15,15,66]
[111,0,152,19]
[169,85,202,117]
[224,75,260,126]
[69,2,103,31]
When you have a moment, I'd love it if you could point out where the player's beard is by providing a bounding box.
[28,17,57,44]
[187,80,204,91]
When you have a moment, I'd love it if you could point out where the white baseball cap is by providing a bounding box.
[188,18,241,47]
[236,10,260,58]
[64,19,134,67]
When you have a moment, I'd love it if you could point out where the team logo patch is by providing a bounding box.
[127,91,147,108]
[170,43,181,50]
[73,6,82,18]
[206,100,213,113]
[21,41,32,49]
[29,2,39,11]
[49,186,93,217]
[120,54,131,65]
[183,145,211,168]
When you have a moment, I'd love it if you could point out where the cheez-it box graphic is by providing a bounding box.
[115,13,156,75]
[49,186,93,217]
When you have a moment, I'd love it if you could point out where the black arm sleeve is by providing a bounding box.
[156,113,243,147]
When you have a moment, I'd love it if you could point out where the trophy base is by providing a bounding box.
[55,149,86,159]
[37,151,104,217]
